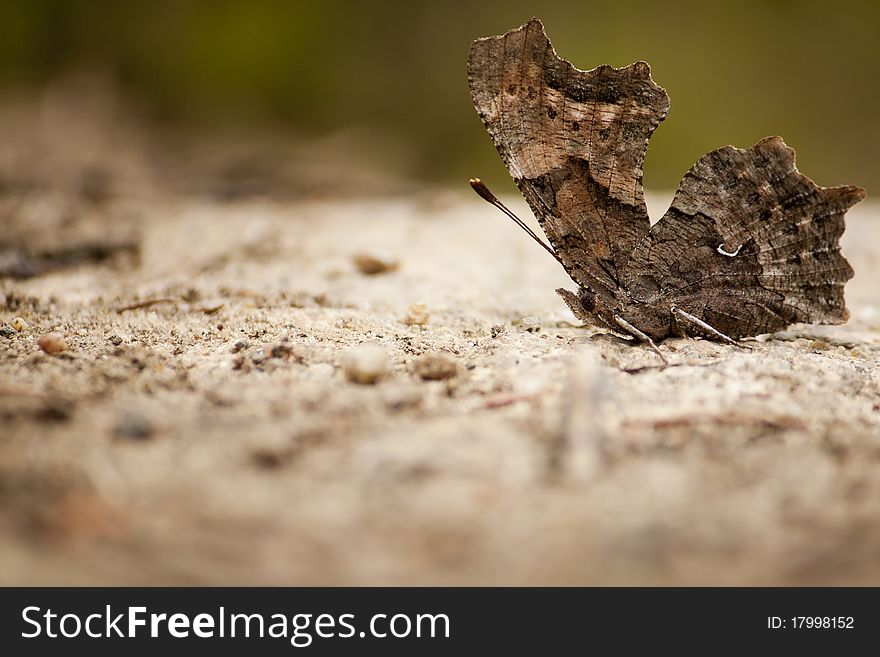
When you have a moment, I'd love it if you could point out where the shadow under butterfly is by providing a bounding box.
[467,17,865,363]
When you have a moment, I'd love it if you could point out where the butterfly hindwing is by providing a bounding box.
[622,137,865,337]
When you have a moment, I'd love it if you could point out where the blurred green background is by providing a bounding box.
[1,0,877,193]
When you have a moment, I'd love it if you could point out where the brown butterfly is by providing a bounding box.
[468,17,865,357]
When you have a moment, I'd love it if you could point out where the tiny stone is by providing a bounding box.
[109,334,123,346]
[0,325,15,338]
[402,303,430,326]
[268,342,301,361]
[38,396,75,422]
[413,352,460,381]
[336,316,357,330]
[232,354,251,372]
[518,315,542,332]
[491,324,505,338]
[10,317,28,331]
[231,340,250,353]
[251,449,285,470]
[112,412,155,441]
[341,343,389,384]
[352,252,399,275]
[312,293,331,307]
[37,333,68,355]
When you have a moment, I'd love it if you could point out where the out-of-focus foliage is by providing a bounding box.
[1,0,877,193]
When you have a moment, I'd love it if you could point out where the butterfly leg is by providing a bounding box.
[670,306,751,350]
[613,314,668,365]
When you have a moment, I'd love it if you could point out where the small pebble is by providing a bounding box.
[112,412,155,441]
[232,354,251,372]
[413,352,460,380]
[10,317,28,331]
[312,293,331,307]
[341,343,389,384]
[402,303,430,326]
[353,252,399,275]
[0,325,15,339]
[267,342,302,362]
[269,343,292,359]
[490,324,505,338]
[38,397,74,422]
[514,315,542,332]
[336,316,357,330]
[109,334,123,346]
[37,333,68,355]
[251,449,286,470]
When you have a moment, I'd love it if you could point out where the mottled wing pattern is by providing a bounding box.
[623,137,865,337]
[467,17,670,292]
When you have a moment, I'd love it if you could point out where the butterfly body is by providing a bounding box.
[468,18,865,342]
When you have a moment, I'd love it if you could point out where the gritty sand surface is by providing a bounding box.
[2,96,880,585]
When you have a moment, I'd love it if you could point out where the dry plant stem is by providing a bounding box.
[116,298,179,313]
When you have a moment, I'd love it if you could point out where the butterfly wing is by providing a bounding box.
[622,136,865,337]
[468,18,670,292]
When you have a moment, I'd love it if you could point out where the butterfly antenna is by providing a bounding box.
[469,178,562,264]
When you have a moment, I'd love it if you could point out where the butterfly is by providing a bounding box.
[467,17,865,355]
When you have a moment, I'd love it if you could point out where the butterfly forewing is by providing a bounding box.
[467,18,670,293]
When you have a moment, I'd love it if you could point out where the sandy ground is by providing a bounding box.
[2,94,880,585]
